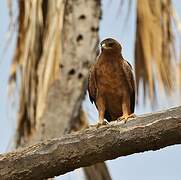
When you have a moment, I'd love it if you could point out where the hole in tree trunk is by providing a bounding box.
[68,69,76,75]
[76,34,83,42]
[79,14,86,20]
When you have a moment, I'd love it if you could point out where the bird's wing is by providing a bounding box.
[88,65,97,104]
[122,59,136,113]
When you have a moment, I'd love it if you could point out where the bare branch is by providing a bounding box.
[1,106,181,180]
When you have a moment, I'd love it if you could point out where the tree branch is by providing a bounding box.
[1,106,181,180]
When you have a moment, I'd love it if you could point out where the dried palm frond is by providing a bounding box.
[172,7,181,90]
[135,0,175,103]
[178,61,181,90]
[9,0,65,146]
[172,8,181,34]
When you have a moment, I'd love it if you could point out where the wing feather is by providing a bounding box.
[122,60,136,113]
[88,65,97,104]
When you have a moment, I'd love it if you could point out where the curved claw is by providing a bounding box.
[117,113,136,123]
[96,120,109,128]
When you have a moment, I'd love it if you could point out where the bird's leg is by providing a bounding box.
[96,97,108,128]
[118,101,136,123]
[97,110,106,128]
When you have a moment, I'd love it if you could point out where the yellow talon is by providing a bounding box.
[96,120,109,128]
[117,113,136,123]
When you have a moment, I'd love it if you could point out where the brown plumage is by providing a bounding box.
[88,38,135,126]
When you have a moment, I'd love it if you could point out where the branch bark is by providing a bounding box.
[1,106,181,180]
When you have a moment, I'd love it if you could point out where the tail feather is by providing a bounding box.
[104,110,112,122]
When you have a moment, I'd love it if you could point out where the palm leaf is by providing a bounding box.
[135,0,175,103]
[8,0,65,146]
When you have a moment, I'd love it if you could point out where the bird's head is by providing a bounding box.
[100,38,122,53]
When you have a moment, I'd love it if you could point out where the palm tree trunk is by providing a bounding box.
[10,0,111,179]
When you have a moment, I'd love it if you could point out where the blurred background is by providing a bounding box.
[0,0,181,179]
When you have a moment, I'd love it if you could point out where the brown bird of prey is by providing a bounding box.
[88,38,135,127]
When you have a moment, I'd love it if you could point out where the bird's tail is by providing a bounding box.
[104,111,112,122]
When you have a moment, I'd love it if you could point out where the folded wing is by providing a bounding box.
[88,65,97,104]
[122,60,136,113]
